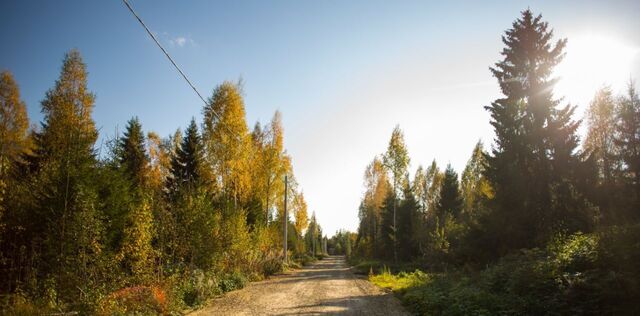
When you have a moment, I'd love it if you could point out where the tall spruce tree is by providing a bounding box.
[168,118,204,195]
[437,164,463,220]
[114,118,155,280]
[118,117,148,187]
[484,10,590,254]
[397,183,420,260]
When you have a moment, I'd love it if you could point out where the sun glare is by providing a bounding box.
[554,34,638,108]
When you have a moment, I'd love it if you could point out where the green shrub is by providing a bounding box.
[219,271,248,292]
[261,258,284,276]
[369,268,429,292]
[173,269,221,308]
[369,227,640,316]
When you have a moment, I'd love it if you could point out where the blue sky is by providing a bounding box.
[2,0,639,235]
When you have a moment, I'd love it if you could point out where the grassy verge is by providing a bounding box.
[0,255,323,315]
[367,225,640,315]
[349,257,425,276]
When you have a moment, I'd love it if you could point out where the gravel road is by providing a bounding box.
[190,255,409,315]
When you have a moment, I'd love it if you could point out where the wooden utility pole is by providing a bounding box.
[283,175,288,263]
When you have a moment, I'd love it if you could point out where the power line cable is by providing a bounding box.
[122,0,233,135]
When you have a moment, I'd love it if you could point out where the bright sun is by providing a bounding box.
[554,34,638,109]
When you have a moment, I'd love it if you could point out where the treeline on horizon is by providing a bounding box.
[0,50,327,313]
[353,10,640,315]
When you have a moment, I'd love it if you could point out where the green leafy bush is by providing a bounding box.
[370,227,640,315]
[173,269,221,308]
[219,271,248,292]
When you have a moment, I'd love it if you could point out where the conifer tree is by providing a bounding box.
[380,189,397,260]
[484,10,590,253]
[168,118,204,195]
[397,183,420,260]
[118,117,148,187]
[437,164,463,220]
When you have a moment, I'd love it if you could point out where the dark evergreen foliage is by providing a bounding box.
[483,10,592,255]
[168,118,204,196]
[118,117,149,186]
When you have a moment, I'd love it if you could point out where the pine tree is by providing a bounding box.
[118,117,149,187]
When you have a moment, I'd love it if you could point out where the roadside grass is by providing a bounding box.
[369,268,430,292]
[364,225,640,315]
[350,258,424,276]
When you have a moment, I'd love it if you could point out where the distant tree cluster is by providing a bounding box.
[0,51,320,313]
[327,230,355,257]
[354,10,640,266]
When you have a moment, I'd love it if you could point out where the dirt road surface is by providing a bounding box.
[191,255,409,315]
